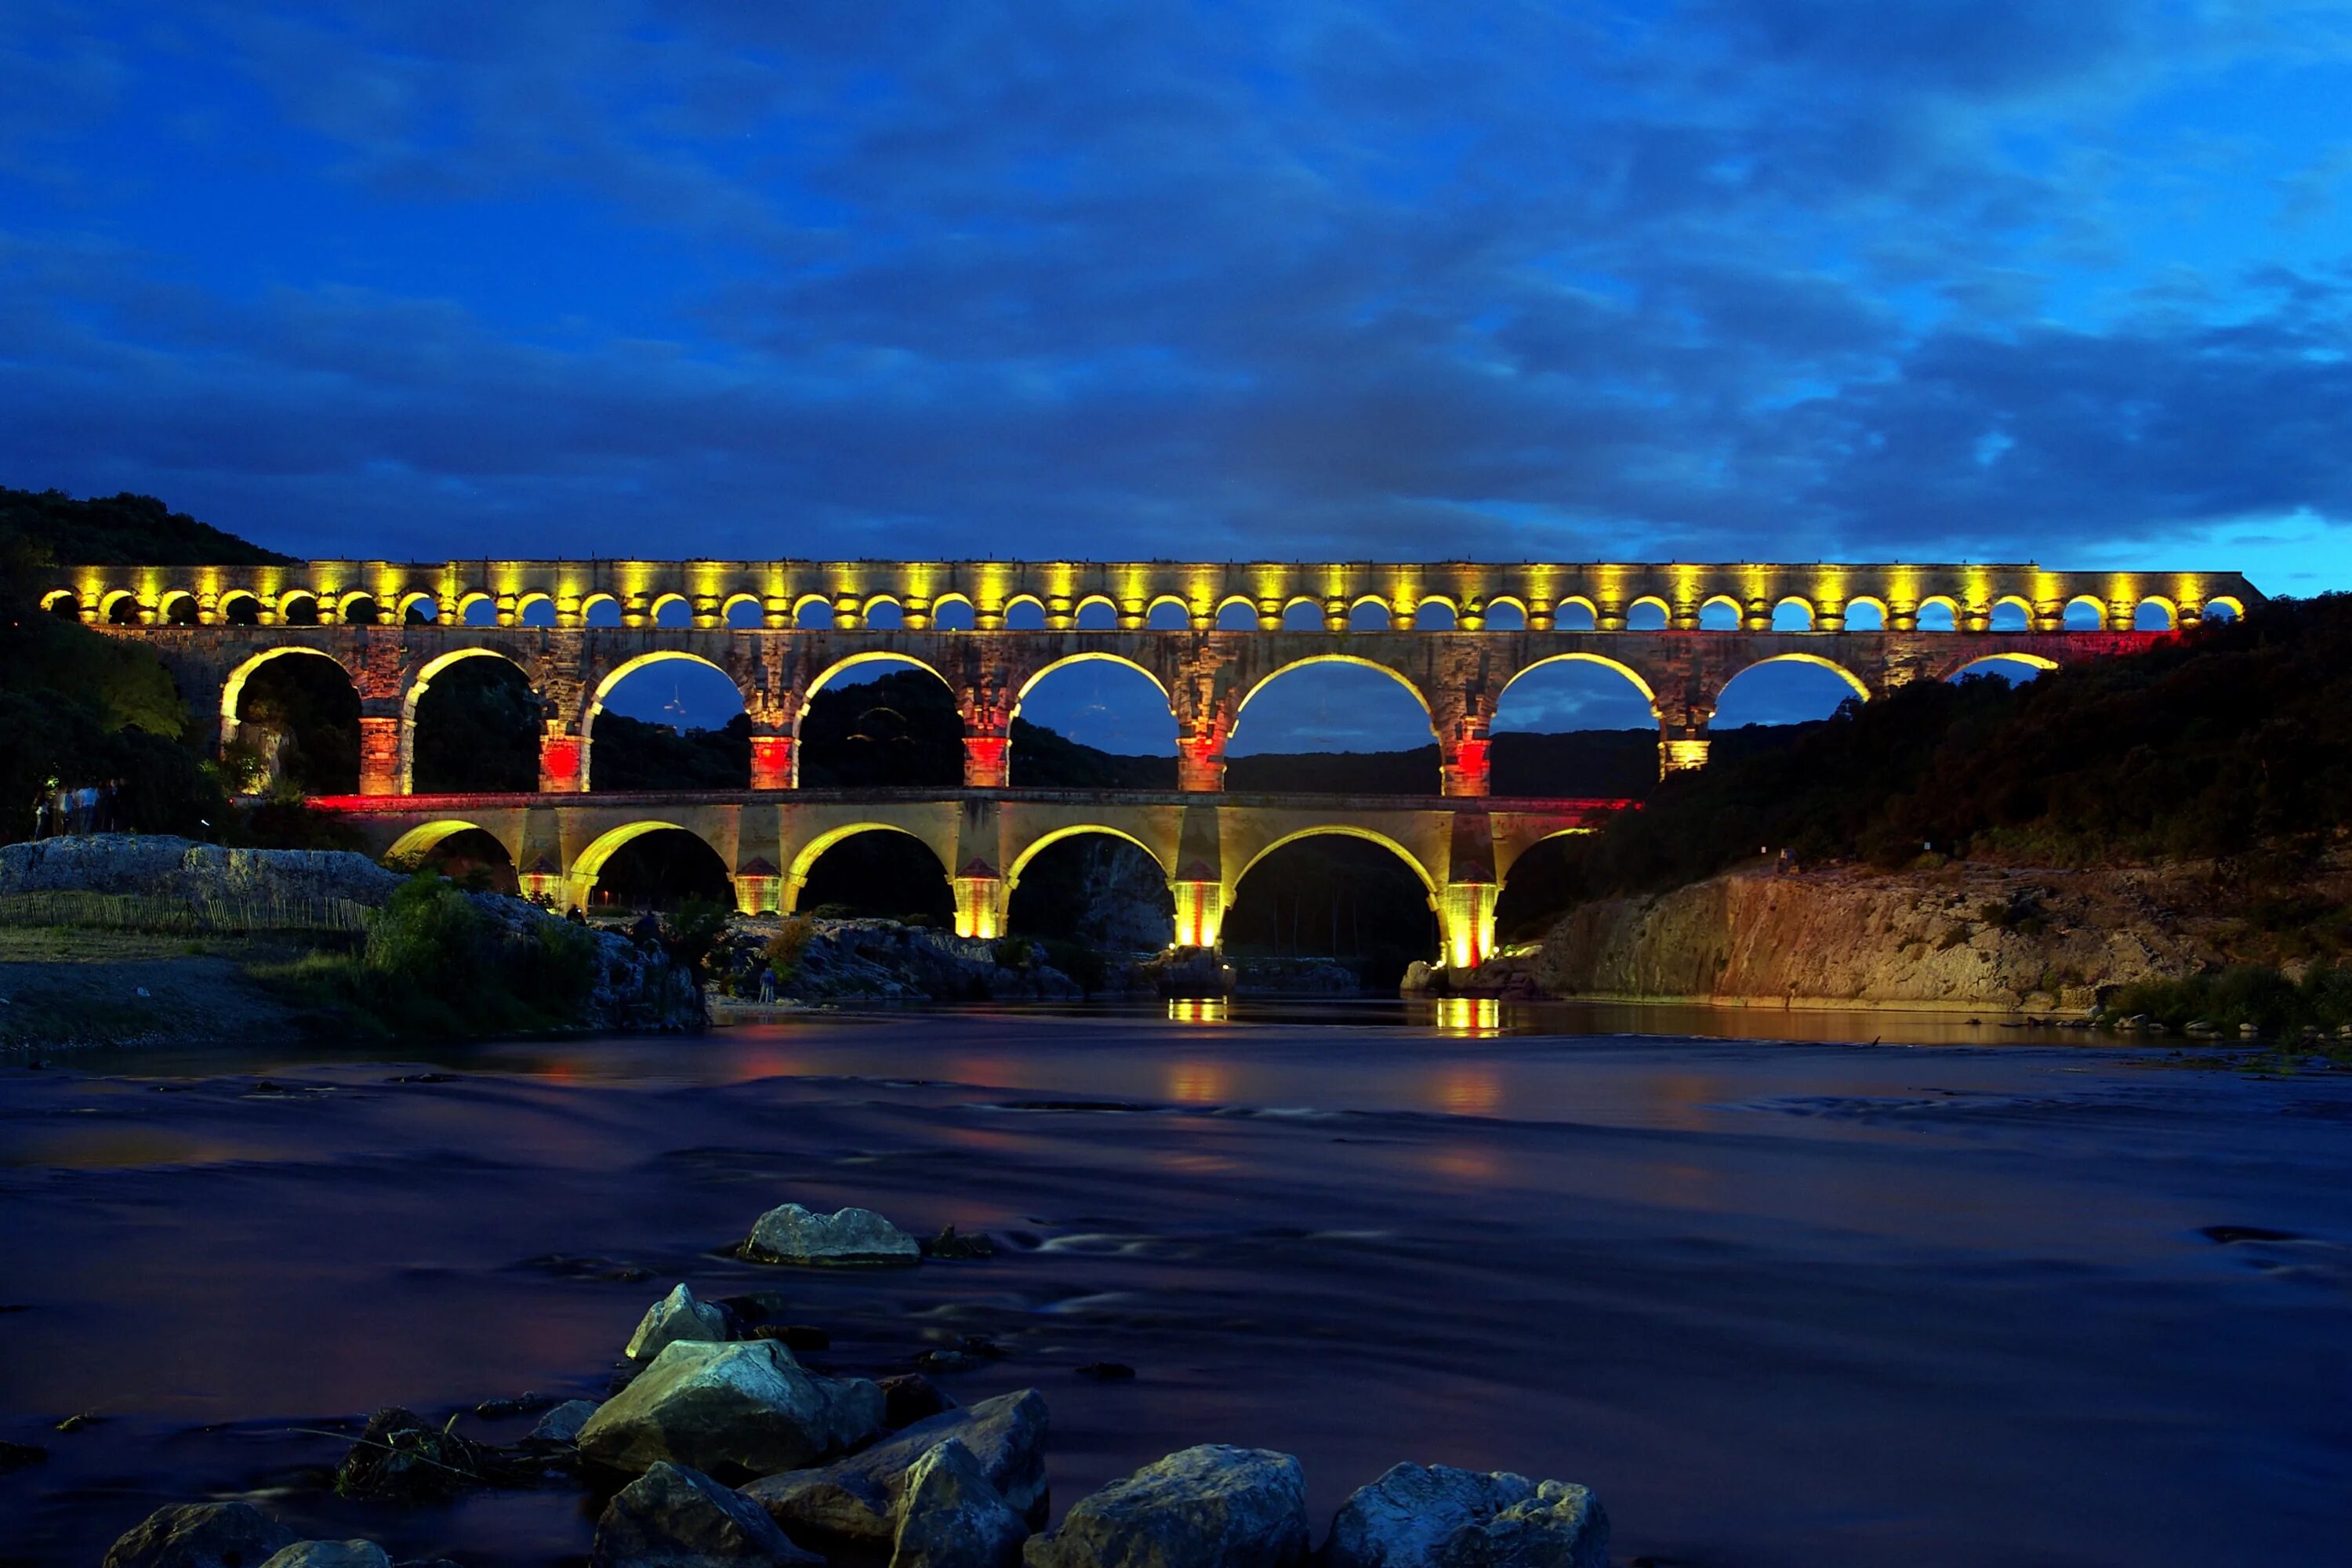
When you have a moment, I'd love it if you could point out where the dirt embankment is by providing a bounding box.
[1465,858,2336,1014]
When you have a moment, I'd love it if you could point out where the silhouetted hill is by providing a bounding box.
[0,487,296,569]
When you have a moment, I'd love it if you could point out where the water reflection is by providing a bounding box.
[1430,1065,1503,1116]
[1167,998,1229,1024]
[1166,1061,1230,1104]
[1421,997,1502,1036]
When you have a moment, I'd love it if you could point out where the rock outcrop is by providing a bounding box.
[102,1502,299,1568]
[578,1339,886,1478]
[1460,862,2221,1012]
[746,1203,921,1266]
[890,1437,1030,1568]
[626,1283,729,1363]
[746,1389,1050,1549]
[531,1399,601,1444]
[1326,1464,1608,1568]
[591,1461,822,1568]
[1021,1445,1308,1568]
[0,836,401,906]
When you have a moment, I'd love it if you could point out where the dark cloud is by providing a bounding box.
[0,0,2347,583]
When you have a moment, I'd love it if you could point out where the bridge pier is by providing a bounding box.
[538,729,587,793]
[749,734,793,792]
[358,713,401,797]
[952,868,1008,940]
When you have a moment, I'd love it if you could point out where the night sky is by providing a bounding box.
[7,3,2350,747]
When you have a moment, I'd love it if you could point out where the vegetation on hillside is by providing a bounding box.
[1,486,297,567]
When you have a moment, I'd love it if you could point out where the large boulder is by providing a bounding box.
[745,1203,920,1265]
[256,1545,392,1568]
[579,1338,885,1478]
[626,1283,729,1363]
[745,1388,1048,1548]
[891,1438,1028,1568]
[591,1461,822,1568]
[532,1399,601,1444]
[103,1501,299,1568]
[1327,1465,1608,1568]
[1021,1445,1307,1568]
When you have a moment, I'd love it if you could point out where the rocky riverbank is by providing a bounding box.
[89,1197,1611,1568]
[0,836,702,1047]
[1435,855,2352,1016]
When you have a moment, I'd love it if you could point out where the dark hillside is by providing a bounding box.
[1,486,298,568]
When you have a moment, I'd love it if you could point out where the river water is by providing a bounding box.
[3,1002,2349,1567]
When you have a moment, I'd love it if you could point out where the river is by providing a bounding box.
[3,1002,2348,1566]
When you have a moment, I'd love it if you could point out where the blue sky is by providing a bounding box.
[7,2,2350,750]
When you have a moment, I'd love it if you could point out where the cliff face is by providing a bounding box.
[1494,861,2245,1013]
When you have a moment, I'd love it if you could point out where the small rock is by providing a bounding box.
[626,1283,730,1363]
[530,1399,601,1444]
[746,1203,921,1267]
[745,1388,1048,1549]
[56,1410,103,1432]
[578,1338,886,1478]
[880,1374,954,1428]
[102,1501,298,1568]
[1073,1363,1134,1381]
[1020,1444,1307,1568]
[921,1226,999,1261]
[892,1437,1029,1568]
[259,1545,392,1568]
[592,1460,822,1568]
[753,1323,832,1353]
[0,1439,47,1472]
[1325,1463,1610,1568]
[335,1407,498,1502]
[474,1392,558,1419]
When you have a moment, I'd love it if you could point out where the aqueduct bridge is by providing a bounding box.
[55,557,2260,965]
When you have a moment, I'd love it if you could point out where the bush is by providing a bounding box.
[2105,963,2352,1036]
[993,936,1034,968]
[1040,937,1109,994]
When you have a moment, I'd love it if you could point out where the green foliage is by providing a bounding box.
[993,935,1035,968]
[412,657,539,793]
[256,872,605,1036]
[660,897,733,979]
[2107,964,2352,1037]
[1040,936,1109,993]
[1009,716,1176,788]
[1541,596,2352,906]
[231,655,359,795]
[590,710,750,791]
[232,795,369,852]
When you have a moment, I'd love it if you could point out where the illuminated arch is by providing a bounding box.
[1413,595,1458,630]
[1772,596,1817,631]
[1348,595,1394,630]
[1144,593,1193,630]
[862,595,907,630]
[1917,594,1961,631]
[1951,652,2060,681]
[1214,594,1261,630]
[1483,596,1527,630]
[157,590,200,626]
[278,590,321,626]
[569,820,729,909]
[786,822,949,891]
[1495,826,1599,889]
[338,590,382,625]
[805,650,951,709]
[1497,652,1657,707]
[1624,594,1671,630]
[1232,654,1434,723]
[2134,596,2179,630]
[2060,594,2106,630]
[717,591,764,628]
[514,591,556,627]
[1003,593,1049,630]
[384,819,493,862]
[1073,593,1120,630]
[1006,824,1172,886]
[792,593,836,628]
[929,592,978,630]
[397,590,442,623]
[1698,593,1743,631]
[1844,595,1889,630]
[1013,651,1173,712]
[1279,596,1326,631]
[220,646,355,740]
[579,592,622,627]
[649,592,691,627]
[1555,595,1598,629]
[1232,826,1439,898]
[2202,595,2246,621]
[40,588,80,618]
[1726,652,1872,703]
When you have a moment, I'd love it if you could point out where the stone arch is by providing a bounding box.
[807,650,953,706]
[1231,826,1439,898]
[1917,595,1961,631]
[401,647,535,793]
[1004,594,1049,630]
[649,592,692,627]
[339,590,382,626]
[1006,823,1173,887]
[786,822,955,898]
[1949,652,2059,681]
[580,592,622,627]
[101,589,142,625]
[1699,594,1743,630]
[1233,655,1433,723]
[397,590,442,624]
[278,590,321,626]
[1280,597,1326,631]
[2202,594,2245,622]
[384,818,503,862]
[40,588,80,619]
[1413,596,1458,630]
[219,590,262,626]
[157,590,199,626]
[1348,595,1394,630]
[584,651,746,788]
[1214,594,1260,630]
[568,820,728,911]
[1988,593,2032,632]
[516,591,556,628]
[1844,595,1889,631]
[720,592,765,629]
[1013,652,1173,715]
[793,593,835,629]
[1073,594,1120,630]
[1772,596,1816,631]
[1555,596,1598,630]
[1727,652,1872,704]
[862,596,908,630]
[1625,595,1671,630]
[2061,594,2106,631]
[1144,594,1193,630]
[1483,597,1527,631]
[931,593,978,630]
[2135,596,2178,630]
[220,644,357,746]
[1497,652,1657,708]
[1494,826,1597,890]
